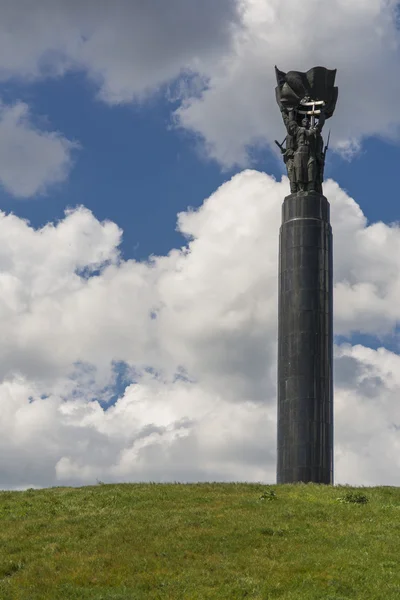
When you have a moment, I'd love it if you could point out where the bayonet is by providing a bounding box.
[274,136,287,153]
[324,129,331,159]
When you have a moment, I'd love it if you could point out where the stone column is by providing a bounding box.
[277,191,334,484]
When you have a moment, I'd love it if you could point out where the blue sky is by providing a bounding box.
[0,73,237,260]
[1,72,399,263]
[0,0,400,489]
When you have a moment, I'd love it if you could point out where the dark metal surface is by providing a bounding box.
[277,191,333,484]
[275,66,338,119]
[278,107,326,195]
[274,65,338,196]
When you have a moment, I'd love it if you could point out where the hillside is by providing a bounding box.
[0,483,399,599]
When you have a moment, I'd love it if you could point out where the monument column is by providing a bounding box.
[277,191,333,483]
[274,66,338,484]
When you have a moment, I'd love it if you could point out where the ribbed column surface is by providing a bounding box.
[277,191,333,484]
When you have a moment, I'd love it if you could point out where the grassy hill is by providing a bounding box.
[0,482,399,599]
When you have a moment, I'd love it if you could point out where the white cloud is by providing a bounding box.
[176,0,400,165]
[0,1,398,165]
[0,0,239,100]
[0,0,236,198]
[327,179,400,336]
[0,171,399,488]
[334,344,400,486]
[0,101,77,198]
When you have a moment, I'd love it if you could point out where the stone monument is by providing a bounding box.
[275,66,338,484]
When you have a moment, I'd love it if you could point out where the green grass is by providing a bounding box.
[0,483,399,599]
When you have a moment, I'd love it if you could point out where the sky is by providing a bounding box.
[0,0,400,490]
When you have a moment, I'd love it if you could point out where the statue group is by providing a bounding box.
[278,106,326,194]
[275,66,338,195]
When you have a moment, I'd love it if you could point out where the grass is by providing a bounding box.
[0,483,399,599]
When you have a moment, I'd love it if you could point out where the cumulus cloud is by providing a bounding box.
[0,0,236,198]
[176,0,400,165]
[0,0,239,100]
[0,170,399,488]
[327,179,400,336]
[0,1,398,165]
[0,101,77,198]
[334,344,400,486]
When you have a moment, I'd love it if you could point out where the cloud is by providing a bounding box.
[0,0,239,100]
[176,0,400,165]
[327,179,400,336]
[0,171,399,488]
[0,101,78,198]
[0,1,398,164]
[334,344,400,486]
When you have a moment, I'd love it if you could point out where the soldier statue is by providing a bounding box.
[274,66,338,195]
[281,106,326,193]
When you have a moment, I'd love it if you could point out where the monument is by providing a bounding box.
[275,66,338,484]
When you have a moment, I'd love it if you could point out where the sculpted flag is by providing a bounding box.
[275,66,338,118]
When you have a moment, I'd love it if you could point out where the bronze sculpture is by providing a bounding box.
[275,66,338,193]
[275,65,338,484]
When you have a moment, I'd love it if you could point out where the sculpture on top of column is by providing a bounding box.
[275,66,338,194]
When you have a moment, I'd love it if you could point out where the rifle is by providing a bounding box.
[323,129,331,160]
[274,136,287,154]
[319,129,331,185]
